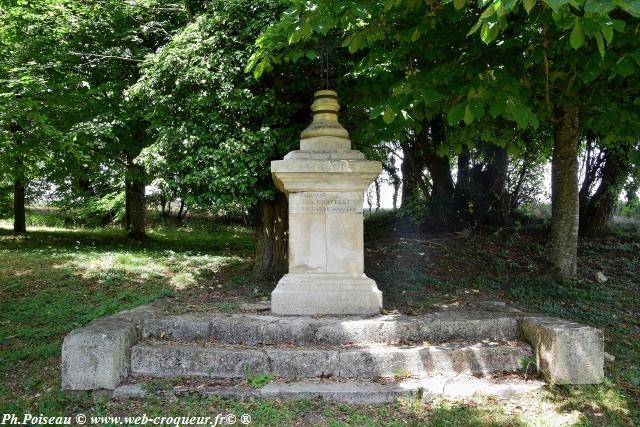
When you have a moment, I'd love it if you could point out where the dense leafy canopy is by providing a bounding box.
[1,0,638,275]
[131,0,314,211]
[245,0,640,276]
[248,0,640,140]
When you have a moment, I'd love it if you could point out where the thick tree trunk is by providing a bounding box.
[549,106,580,278]
[124,179,132,229]
[125,160,146,240]
[392,177,400,210]
[580,147,629,236]
[128,174,146,240]
[13,180,26,233]
[481,146,509,224]
[424,116,455,203]
[400,151,412,208]
[510,160,528,211]
[456,146,471,194]
[423,150,454,202]
[578,136,600,213]
[400,142,418,208]
[254,192,288,281]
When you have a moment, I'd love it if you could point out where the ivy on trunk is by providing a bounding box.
[254,193,288,281]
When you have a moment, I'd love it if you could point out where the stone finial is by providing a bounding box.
[299,90,351,151]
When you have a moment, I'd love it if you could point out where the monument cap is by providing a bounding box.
[300,90,350,149]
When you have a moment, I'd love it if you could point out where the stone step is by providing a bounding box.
[142,309,521,345]
[113,376,544,404]
[130,341,532,380]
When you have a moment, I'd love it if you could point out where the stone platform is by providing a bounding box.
[61,300,605,402]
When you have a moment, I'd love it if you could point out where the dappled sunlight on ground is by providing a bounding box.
[51,251,245,292]
[1,216,638,424]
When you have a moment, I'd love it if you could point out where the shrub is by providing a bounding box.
[620,198,640,219]
[0,191,11,219]
[76,192,126,226]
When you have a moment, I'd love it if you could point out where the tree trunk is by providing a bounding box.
[423,149,454,202]
[124,179,132,229]
[13,180,26,233]
[400,142,418,208]
[424,116,455,203]
[549,106,580,278]
[580,147,630,236]
[383,162,401,210]
[128,174,146,240]
[254,192,288,281]
[510,160,528,211]
[177,199,186,222]
[481,146,509,224]
[392,177,400,210]
[374,178,381,211]
[456,146,471,194]
[160,196,167,217]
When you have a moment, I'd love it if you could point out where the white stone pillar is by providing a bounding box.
[270,90,383,315]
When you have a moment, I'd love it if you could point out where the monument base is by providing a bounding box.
[271,273,382,315]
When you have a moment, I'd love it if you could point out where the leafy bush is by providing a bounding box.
[620,198,640,219]
[26,210,68,228]
[0,192,11,219]
[76,192,126,226]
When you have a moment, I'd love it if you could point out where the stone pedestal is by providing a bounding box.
[271,90,382,315]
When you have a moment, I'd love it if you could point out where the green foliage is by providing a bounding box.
[247,0,640,170]
[244,365,273,389]
[620,198,640,219]
[1,216,638,423]
[131,0,314,212]
[0,0,67,187]
[0,0,188,225]
[0,182,11,219]
[25,210,68,228]
[76,192,126,227]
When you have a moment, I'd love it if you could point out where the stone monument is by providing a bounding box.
[270,90,383,315]
[60,94,605,397]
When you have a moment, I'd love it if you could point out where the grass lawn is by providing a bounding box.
[0,212,638,426]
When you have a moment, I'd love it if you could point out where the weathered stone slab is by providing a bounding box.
[131,345,269,378]
[140,310,522,345]
[143,315,210,341]
[271,274,383,315]
[208,315,263,345]
[61,304,164,390]
[111,384,146,400]
[113,376,544,404]
[519,317,604,384]
[62,317,140,390]
[260,376,544,403]
[260,381,412,404]
[269,349,340,379]
[339,343,532,378]
[130,342,531,379]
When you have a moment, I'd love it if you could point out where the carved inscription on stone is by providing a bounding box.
[289,192,362,214]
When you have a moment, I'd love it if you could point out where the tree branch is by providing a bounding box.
[69,52,143,63]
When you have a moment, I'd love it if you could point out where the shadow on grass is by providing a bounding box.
[0,223,269,413]
[0,223,254,255]
[107,394,531,426]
